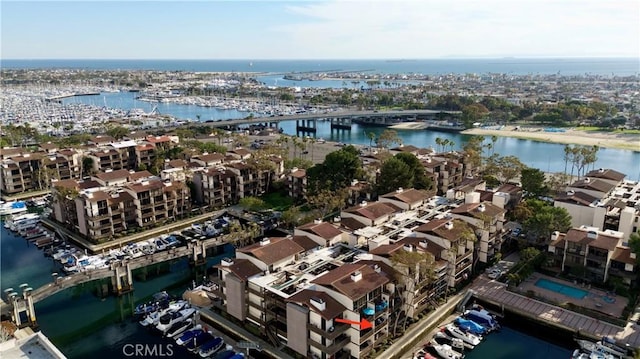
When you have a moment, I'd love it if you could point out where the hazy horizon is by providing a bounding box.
[2,1,637,60]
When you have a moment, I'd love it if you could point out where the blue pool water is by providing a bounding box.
[535,278,589,299]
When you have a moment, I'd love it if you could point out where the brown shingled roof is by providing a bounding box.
[344,202,399,220]
[129,170,154,181]
[237,237,304,265]
[414,218,469,242]
[286,289,347,320]
[564,228,621,251]
[312,263,391,300]
[554,191,599,206]
[292,235,319,252]
[570,179,616,194]
[297,222,343,240]
[611,247,635,265]
[217,258,262,281]
[585,168,626,182]
[94,169,131,182]
[380,188,429,204]
[450,202,505,219]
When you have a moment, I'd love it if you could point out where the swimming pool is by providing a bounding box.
[534,278,589,299]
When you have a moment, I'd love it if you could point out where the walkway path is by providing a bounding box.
[380,292,466,359]
[199,307,295,359]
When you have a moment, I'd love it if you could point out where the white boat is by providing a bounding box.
[0,201,28,216]
[155,308,197,333]
[5,213,38,229]
[139,300,188,327]
[577,339,628,359]
[445,323,482,346]
[166,319,194,339]
[433,330,471,351]
[429,343,463,359]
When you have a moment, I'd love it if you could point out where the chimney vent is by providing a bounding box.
[260,238,271,246]
[351,271,362,282]
[310,296,326,311]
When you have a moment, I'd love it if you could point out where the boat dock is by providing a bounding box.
[471,277,640,348]
[44,92,100,102]
[29,235,228,303]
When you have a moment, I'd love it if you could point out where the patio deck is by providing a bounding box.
[471,276,640,348]
[518,273,626,318]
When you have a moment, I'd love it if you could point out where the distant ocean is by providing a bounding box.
[1,58,639,75]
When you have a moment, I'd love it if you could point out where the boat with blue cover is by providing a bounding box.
[185,331,214,351]
[454,317,487,335]
[176,327,204,346]
[198,336,225,357]
[463,308,500,332]
[214,350,236,359]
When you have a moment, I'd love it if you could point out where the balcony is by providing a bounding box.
[360,327,374,343]
[308,334,350,356]
[307,322,350,340]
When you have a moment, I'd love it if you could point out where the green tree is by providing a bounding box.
[496,156,525,185]
[238,196,267,212]
[522,200,572,243]
[280,206,301,229]
[106,126,129,140]
[376,129,401,150]
[628,231,640,265]
[391,250,434,334]
[376,157,414,195]
[520,167,548,198]
[367,132,376,152]
[394,152,433,191]
[306,188,348,218]
[306,145,363,193]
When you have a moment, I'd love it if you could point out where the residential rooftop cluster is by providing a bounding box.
[205,175,638,358]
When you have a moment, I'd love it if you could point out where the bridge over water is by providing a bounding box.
[28,235,228,304]
[200,109,462,133]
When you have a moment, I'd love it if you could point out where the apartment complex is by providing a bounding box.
[0,149,82,195]
[51,170,190,243]
[554,169,639,240]
[207,186,511,359]
[547,226,637,286]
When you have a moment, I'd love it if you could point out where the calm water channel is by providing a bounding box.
[1,223,574,358]
[64,92,640,180]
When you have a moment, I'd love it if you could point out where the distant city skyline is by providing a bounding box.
[1,0,638,60]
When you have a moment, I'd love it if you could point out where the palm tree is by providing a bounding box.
[367,132,376,153]
[491,135,498,155]
[448,140,455,152]
[435,137,443,152]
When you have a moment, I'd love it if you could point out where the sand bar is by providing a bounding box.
[462,126,639,151]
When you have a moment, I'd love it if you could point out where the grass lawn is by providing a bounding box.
[260,191,294,211]
[574,126,640,134]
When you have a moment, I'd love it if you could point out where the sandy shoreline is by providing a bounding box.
[463,126,640,151]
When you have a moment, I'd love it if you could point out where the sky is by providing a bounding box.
[1,0,638,59]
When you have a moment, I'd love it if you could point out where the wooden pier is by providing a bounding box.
[471,277,640,348]
[29,235,228,303]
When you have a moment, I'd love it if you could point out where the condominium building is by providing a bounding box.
[51,174,189,243]
[450,199,506,263]
[286,168,306,203]
[210,240,395,359]
[554,169,639,239]
[547,226,636,286]
[0,150,82,195]
[413,218,475,287]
